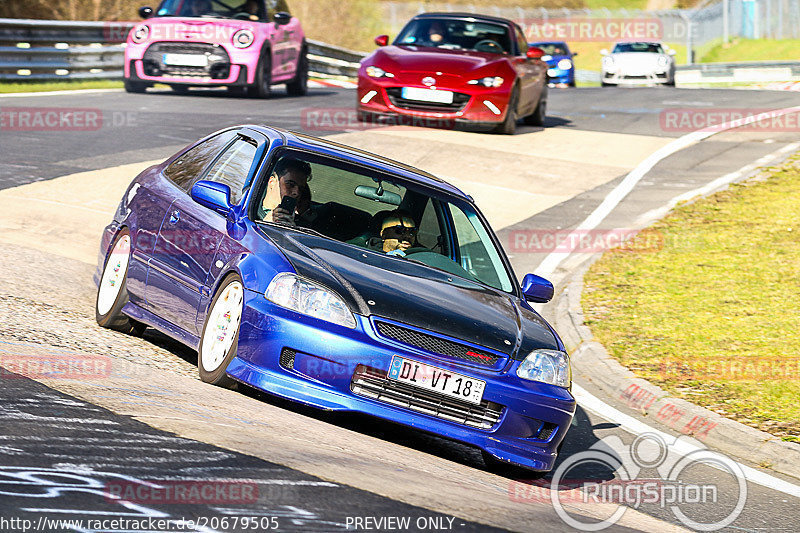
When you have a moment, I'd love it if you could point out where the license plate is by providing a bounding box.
[401,87,454,104]
[388,356,485,405]
[162,53,208,67]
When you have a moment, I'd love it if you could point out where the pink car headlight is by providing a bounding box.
[232,29,255,49]
[131,24,150,44]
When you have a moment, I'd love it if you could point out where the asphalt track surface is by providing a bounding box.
[1,84,800,532]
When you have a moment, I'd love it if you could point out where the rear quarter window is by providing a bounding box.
[164,130,238,192]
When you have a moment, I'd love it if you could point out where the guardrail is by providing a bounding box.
[676,60,800,84]
[0,18,365,82]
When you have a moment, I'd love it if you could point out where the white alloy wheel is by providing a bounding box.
[201,281,244,373]
[97,234,130,316]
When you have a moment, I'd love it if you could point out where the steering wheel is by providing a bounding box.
[474,39,503,54]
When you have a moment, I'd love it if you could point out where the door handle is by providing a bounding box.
[169,210,180,224]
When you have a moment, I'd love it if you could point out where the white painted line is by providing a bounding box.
[635,141,800,227]
[573,383,800,499]
[0,88,123,98]
[535,105,800,279]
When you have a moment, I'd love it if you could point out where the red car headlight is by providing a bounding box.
[365,66,395,78]
[467,76,504,88]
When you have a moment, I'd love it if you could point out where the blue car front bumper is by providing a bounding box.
[226,290,576,472]
[547,66,575,85]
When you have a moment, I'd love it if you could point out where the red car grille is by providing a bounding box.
[385,87,470,113]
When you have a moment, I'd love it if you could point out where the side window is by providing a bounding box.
[202,137,258,205]
[417,199,448,254]
[164,130,238,192]
[515,26,528,56]
[448,204,509,291]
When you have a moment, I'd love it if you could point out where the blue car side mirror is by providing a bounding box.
[191,180,232,214]
[521,273,554,303]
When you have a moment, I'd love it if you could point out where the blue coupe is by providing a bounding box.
[94,125,575,473]
[530,41,577,87]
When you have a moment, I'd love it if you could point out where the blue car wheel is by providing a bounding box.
[198,273,245,387]
[95,229,145,336]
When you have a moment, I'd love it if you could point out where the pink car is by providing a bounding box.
[124,0,307,97]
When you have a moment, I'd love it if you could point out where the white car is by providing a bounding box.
[600,42,676,86]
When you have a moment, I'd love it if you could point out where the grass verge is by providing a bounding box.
[0,80,122,94]
[701,38,800,63]
[583,154,800,441]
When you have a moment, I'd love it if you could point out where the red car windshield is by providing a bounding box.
[395,18,511,54]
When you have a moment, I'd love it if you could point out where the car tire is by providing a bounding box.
[523,86,547,127]
[286,45,308,96]
[197,274,244,387]
[170,84,190,94]
[494,86,518,135]
[601,81,612,87]
[227,86,247,97]
[124,80,147,93]
[250,49,272,99]
[568,80,576,87]
[96,229,146,336]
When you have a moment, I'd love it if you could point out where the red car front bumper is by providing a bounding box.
[357,74,513,128]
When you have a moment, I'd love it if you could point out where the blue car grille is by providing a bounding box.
[374,320,501,367]
[350,365,504,430]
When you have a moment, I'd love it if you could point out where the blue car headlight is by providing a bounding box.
[516,349,571,388]
[265,272,356,329]
[557,59,572,70]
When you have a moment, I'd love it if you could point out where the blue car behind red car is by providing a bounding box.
[95,125,575,473]
[530,41,577,87]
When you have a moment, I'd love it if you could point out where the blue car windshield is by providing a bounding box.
[252,151,513,293]
[395,18,511,54]
[531,43,570,56]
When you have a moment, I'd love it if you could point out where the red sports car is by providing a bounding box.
[358,13,548,135]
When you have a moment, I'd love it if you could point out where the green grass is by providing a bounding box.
[583,155,800,440]
[0,80,122,94]
[700,38,800,63]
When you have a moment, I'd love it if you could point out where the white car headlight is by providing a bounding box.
[657,56,669,67]
[232,29,255,49]
[557,59,572,70]
[517,349,571,388]
[131,24,150,44]
[602,56,615,68]
[467,76,504,88]
[265,272,356,328]
[365,66,394,78]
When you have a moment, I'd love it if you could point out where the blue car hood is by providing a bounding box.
[258,225,559,358]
